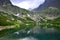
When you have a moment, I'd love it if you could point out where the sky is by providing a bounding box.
[10,0,45,10]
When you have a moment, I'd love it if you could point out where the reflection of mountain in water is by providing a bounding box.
[0,26,60,40]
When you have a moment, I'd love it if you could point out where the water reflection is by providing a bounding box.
[18,37,38,40]
[0,26,60,40]
[0,32,60,40]
[0,36,38,40]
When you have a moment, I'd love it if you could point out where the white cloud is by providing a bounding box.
[17,1,30,9]
[11,0,45,10]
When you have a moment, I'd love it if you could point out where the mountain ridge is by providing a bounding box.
[34,0,60,11]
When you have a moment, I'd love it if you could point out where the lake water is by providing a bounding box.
[0,33,60,40]
[0,26,60,40]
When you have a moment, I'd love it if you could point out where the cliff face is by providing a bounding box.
[0,0,12,5]
[34,0,60,11]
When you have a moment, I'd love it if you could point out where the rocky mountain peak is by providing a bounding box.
[34,0,60,11]
[0,0,12,5]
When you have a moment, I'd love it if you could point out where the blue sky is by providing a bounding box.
[10,0,45,10]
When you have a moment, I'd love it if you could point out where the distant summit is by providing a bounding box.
[34,0,60,11]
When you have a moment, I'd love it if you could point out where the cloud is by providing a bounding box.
[16,1,30,9]
[11,0,45,10]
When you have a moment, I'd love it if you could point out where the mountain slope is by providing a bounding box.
[36,7,60,19]
[34,0,60,11]
[0,0,36,31]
